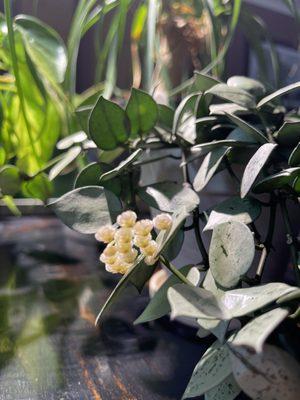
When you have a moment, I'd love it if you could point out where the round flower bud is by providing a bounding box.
[153,213,172,230]
[100,252,116,265]
[141,240,158,257]
[133,233,152,248]
[114,227,133,243]
[116,241,132,254]
[117,210,137,228]
[134,219,153,236]
[95,225,116,243]
[103,243,117,257]
[120,248,138,263]
[145,256,158,266]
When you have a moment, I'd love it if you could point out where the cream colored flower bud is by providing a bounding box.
[134,219,153,236]
[141,240,158,256]
[100,252,116,265]
[106,258,132,274]
[95,225,116,243]
[120,248,138,263]
[133,233,152,248]
[116,241,132,254]
[117,210,137,228]
[145,256,158,266]
[103,243,117,257]
[153,213,172,230]
[114,227,133,243]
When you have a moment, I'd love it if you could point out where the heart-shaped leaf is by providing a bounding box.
[226,113,268,144]
[138,181,199,213]
[0,165,22,196]
[99,149,142,181]
[253,167,300,193]
[15,15,67,83]
[229,307,289,353]
[204,197,261,231]
[125,88,158,137]
[157,104,174,130]
[89,96,129,150]
[205,84,256,109]
[49,146,81,181]
[182,341,232,399]
[257,81,300,108]
[205,374,241,400]
[274,121,300,146]
[209,221,255,289]
[134,265,195,324]
[289,143,300,166]
[227,76,266,97]
[193,147,231,192]
[241,143,277,198]
[229,344,300,400]
[48,186,121,234]
[193,72,220,91]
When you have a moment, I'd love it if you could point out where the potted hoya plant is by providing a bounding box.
[49,72,300,399]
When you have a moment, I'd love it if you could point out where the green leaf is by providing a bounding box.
[22,173,53,202]
[168,282,297,321]
[173,93,200,135]
[204,197,261,231]
[253,167,300,193]
[138,181,199,213]
[0,165,22,196]
[192,139,256,154]
[99,149,143,181]
[205,84,256,109]
[227,76,266,97]
[89,96,129,150]
[162,228,184,261]
[205,374,241,400]
[15,15,67,83]
[193,147,231,192]
[229,344,300,400]
[229,307,289,353]
[125,88,158,138]
[134,265,195,324]
[48,146,81,181]
[209,221,255,289]
[241,143,277,198]
[289,143,300,167]
[182,341,232,399]
[192,72,220,92]
[197,318,229,344]
[56,131,87,150]
[48,186,121,234]
[257,81,300,108]
[0,147,6,166]
[226,113,268,144]
[74,162,121,196]
[274,121,300,146]
[157,104,174,130]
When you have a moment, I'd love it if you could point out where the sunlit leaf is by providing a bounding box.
[49,146,81,181]
[56,131,87,150]
[257,81,300,108]
[0,165,22,196]
[227,76,266,97]
[205,373,241,400]
[22,173,53,202]
[226,113,268,144]
[206,84,256,109]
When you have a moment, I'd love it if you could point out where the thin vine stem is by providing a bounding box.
[4,0,41,166]
[159,255,191,285]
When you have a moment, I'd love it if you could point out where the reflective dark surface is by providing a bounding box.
[0,216,209,400]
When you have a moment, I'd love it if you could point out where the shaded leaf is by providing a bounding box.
[0,165,22,196]
[274,121,300,146]
[253,167,300,193]
[125,88,158,137]
[205,373,241,400]
[138,181,199,213]
[183,341,232,399]
[99,149,142,181]
[22,173,53,202]
[204,197,261,231]
[157,104,174,130]
[193,147,231,192]
[241,143,277,198]
[229,307,289,353]
[193,72,220,92]
[229,344,300,400]
[289,143,300,166]
[226,113,268,144]
[206,84,256,109]
[48,186,121,234]
[89,96,129,150]
[257,81,300,108]
[162,228,184,261]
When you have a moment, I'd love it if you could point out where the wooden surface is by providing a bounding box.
[0,216,210,400]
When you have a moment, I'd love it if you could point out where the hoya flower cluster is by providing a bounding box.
[95,211,172,274]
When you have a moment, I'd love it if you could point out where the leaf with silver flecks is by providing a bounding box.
[204,197,261,231]
[241,143,277,198]
[205,373,241,400]
[229,307,289,353]
[182,341,232,399]
[209,221,255,289]
[229,344,300,400]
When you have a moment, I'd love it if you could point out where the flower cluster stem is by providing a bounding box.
[159,255,191,285]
